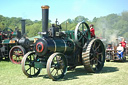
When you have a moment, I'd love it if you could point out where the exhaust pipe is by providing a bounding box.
[41,5,49,36]
[21,19,25,36]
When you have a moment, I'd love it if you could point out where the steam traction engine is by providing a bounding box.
[9,20,34,64]
[0,20,38,64]
[21,5,105,80]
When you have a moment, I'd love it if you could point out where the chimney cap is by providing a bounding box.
[41,5,49,9]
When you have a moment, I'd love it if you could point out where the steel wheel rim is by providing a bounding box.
[22,52,40,77]
[47,53,67,81]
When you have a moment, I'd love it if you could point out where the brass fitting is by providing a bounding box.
[41,5,49,9]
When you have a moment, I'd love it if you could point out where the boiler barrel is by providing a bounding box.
[35,38,75,56]
[47,39,75,53]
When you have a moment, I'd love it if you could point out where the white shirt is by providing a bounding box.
[117,46,124,52]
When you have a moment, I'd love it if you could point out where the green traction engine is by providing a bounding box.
[21,5,105,81]
[0,27,16,59]
[0,20,33,63]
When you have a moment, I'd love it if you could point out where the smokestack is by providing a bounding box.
[21,19,25,36]
[41,5,49,36]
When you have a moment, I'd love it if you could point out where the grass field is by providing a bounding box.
[0,57,128,85]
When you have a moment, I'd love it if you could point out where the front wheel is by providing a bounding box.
[9,46,26,64]
[21,51,41,77]
[47,53,67,81]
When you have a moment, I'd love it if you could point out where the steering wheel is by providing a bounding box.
[74,21,91,47]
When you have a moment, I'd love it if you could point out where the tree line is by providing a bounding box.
[0,11,128,42]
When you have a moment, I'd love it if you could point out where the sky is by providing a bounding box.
[0,0,128,23]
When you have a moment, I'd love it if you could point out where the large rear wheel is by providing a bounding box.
[82,39,105,73]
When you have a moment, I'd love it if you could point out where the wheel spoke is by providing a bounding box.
[54,69,58,76]
[79,32,83,36]
[97,52,102,55]
[34,67,35,74]
[56,69,59,76]
[78,35,83,41]
[97,59,102,64]
[16,57,17,62]
[83,35,87,39]
[82,23,84,31]
[35,67,39,70]
[92,46,95,53]
[13,51,17,55]
[26,58,30,62]
[56,56,58,62]
[78,30,83,37]
[16,57,19,62]
[90,52,94,56]
[51,68,55,74]
[13,56,17,59]
[95,44,100,52]
[95,65,98,70]
[17,53,23,56]
[90,58,95,61]
[26,67,30,72]
[93,42,96,48]
[30,55,31,62]
[25,64,30,65]
[30,67,31,75]
[61,69,63,73]
[19,57,22,61]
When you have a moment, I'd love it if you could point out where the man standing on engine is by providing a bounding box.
[89,24,95,38]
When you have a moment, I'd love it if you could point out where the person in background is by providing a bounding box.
[89,24,95,38]
[106,44,113,50]
[106,44,114,59]
[120,38,126,52]
[117,43,124,59]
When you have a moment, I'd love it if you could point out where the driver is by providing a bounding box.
[89,24,95,38]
